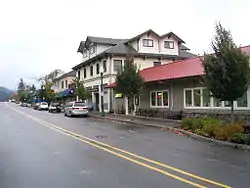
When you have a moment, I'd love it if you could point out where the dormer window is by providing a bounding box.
[90,45,96,54]
[143,39,153,47]
[83,49,87,57]
[164,41,174,49]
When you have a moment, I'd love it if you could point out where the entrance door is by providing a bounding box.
[95,93,99,111]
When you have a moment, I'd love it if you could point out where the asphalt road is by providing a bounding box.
[0,103,250,188]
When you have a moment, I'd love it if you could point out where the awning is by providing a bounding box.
[105,83,116,88]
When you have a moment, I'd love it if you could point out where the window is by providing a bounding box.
[114,60,122,73]
[84,68,86,78]
[150,91,169,107]
[90,45,96,54]
[83,49,87,57]
[143,39,153,47]
[193,89,201,107]
[61,81,64,89]
[77,70,80,79]
[90,66,93,76]
[202,88,211,107]
[237,92,248,107]
[103,60,107,72]
[153,62,161,67]
[65,80,68,89]
[96,63,99,74]
[185,90,192,107]
[184,87,249,109]
[164,41,174,49]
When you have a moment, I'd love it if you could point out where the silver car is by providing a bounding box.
[64,101,88,117]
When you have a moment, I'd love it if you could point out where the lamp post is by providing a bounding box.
[41,85,45,100]
[100,67,105,117]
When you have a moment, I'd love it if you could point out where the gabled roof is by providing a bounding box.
[180,44,190,51]
[55,70,76,81]
[86,36,125,45]
[77,41,85,54]
[77,37,125,54]
[125,29,160,44]
[106,45,250,87]
[161,32,185,43]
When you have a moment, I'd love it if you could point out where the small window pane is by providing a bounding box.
[163,91,168,106]
[237,92,248,107]
[164,41,174,49]
[156,92,163,106]
[213,98,222,107]
[224,101,231,107]
[103,61,107,72]
[194,89,201,107]
[185,90,192,107]
[151,92,156,106]
[202,89,211,107]
[114,60,122,73]
[96,63,99,74]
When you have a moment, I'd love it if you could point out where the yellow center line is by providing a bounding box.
[8,105,232,188]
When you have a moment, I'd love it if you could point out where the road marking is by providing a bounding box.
[8,105,232,188]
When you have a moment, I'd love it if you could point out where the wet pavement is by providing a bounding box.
[0,102,250,188]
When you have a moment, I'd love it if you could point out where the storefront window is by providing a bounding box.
[237,92,248,107]
[202,89,211,107]
[194,89,201,107]
[150,91,169,107]
[185,90,192,107]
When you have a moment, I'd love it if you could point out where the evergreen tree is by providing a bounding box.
[202,23,250,122]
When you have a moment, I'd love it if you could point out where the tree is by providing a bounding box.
[202,23,250,122]
[30,84,36,92]
[115,54,144,117]
[17,78,25,93]
[38,69,64,84]
[73,77,91,101]
[44,82,56,102]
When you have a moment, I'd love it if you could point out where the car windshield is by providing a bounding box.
[51,103,59,106]
[74,102,87,107]
[41,102,48,105]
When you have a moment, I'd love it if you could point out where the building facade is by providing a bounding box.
[73,29,197,112]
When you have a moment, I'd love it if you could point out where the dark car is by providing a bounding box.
[33,103,40,110]
[48,102,61,113]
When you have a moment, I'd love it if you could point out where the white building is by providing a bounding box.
[73,29,196,112]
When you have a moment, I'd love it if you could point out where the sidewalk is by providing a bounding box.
[88,111,181,129]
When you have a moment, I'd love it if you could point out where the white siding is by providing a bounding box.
[134,57,172,70]
[96,44,112,54]
[159,36,179,55]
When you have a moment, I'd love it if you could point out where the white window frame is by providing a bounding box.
[183,87,249,110]
[164,41,174,49]
[143,39,154,47]
[83,49,87,57]
[150,90,169,108]
[90,45,96,54]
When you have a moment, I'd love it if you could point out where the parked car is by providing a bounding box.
[64,101,88,117]
[33,103,40,110]
[21,103,28,107]
[38,102,49,111]
[48,102,61,113]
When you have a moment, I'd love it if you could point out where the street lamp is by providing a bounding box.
[100,66,105,117]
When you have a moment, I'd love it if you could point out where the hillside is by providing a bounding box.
[0,86,13,101]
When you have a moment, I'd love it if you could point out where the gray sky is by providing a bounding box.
[0,0,250,90]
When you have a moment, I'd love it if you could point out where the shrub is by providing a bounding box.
[194,129,209,137]
[224,123,244,139]
[245,134,250,145]
[214,126,228,141]
[181,117,222,131]
[181,118,195,130]
[230,133,247,144]
[202,124,220,137]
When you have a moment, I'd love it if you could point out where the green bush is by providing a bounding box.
[194,129,209,137]
[230,133,247,144]
[245,134,250,145]
[181,117,222,131]
[214,126,228,141]
[181,118,195,130]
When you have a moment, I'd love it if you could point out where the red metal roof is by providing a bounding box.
[106,45,250,88]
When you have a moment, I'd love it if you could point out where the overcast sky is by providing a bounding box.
[0,0,249,90]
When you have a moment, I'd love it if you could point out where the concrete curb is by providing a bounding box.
[88,114,179,129]
[178,129,250,150]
